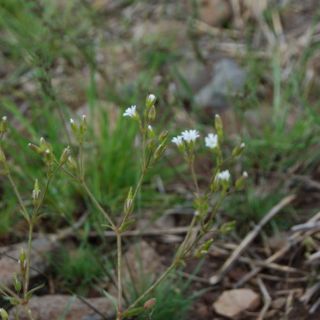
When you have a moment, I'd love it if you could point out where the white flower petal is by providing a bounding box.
[205,133,218,149]
[123,105,137,118]
[181,129,200,143]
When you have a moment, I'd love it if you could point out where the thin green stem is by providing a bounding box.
[81,181,116,230]
[116,232,122,320]
[7,173,29,221]
[126,262,177,312]
[79,142,84,180]
[23,222,33,296]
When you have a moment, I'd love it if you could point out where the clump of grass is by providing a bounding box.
[51,245,104,294]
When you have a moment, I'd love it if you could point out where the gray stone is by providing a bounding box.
[195,59,247,111]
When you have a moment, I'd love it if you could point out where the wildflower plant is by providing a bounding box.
[0,94,246,320]
[0,117,69,319]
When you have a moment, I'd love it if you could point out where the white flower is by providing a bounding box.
[70,118,75,124]
[181,130,200,143]
[172,135,183,146]
[243,171,248,178]
[205,133,218,149]
[240,142,245,148]
[2,116,7,121]
[123,105,137,118]
[147,94,156,104]
[148,125,153,131]
[215,170,230,182]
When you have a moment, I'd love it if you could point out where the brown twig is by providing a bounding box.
[209,194,295,285]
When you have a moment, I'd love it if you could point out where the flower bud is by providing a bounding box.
[159,130,168,142]
[79,115,87,136]
[232,142,245,157]
[32,179,41,206]
[153,141,167,162]
[67,156,77,171]
[147,105,156,122]
[70,118,78,135]
[0,308,8,320]
[194,238,214,258]
[28,143,41,154]
[124,187,133,215]
[13,274,22,293]
[144,298,156,310]
[0,116,8,136]
[235,171,248,190]
[60,146,71,165]
[0,147,6,163]
[146,94,156,108]
[220,220,236,234]
[19,248,26,272]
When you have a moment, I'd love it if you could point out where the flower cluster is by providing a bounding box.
[172,129,200,146]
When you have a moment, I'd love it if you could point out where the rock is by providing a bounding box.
[199,0,232,27]
[213,288,260,318]
[195,59,247,111]
[0,237,56,287]
[122,241,164,289]
[9,295,113,320]
[177,60,212,94]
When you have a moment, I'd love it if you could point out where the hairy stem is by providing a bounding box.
[81,181,116,230]
[116,232,122,320]
[126,262,177,312]
[24,222,33,297]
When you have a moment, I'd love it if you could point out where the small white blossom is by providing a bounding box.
[243,171,248,178]
[240,142,245,148]
[205,133,218,149]
[147,94,156,104]
[70,118,74,124]
[172,135,183,146]
[2,116,7,121]
[215,170,230,182]
[181,130,200,143]
[123,105,137,118]
[148,125,153,131]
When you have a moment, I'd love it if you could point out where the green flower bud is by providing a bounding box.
[235,171,248,190]
[28,143,41,154]
[124,187,133,215]
[232,142,245,157]
[67,156,77,171]
[13,274,22,293]
[146,94,156,108]
[0,308,8,320]
[0,116,8,136]
[19,248,27,272]
[147,104,156,122]
[220,221,236,235]
[0,147,6,163]
[194,238,214,258]
[32,179,41,206]
[60,146,71,165]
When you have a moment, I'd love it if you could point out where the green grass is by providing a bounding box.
[50,244,105,295]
